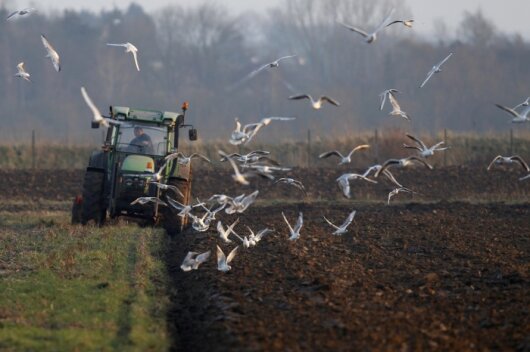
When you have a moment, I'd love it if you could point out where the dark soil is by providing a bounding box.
[165,202,530,351]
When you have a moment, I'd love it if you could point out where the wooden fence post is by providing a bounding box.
[443,128,448,167]
[31,130,36,171]
[307,129,311,168]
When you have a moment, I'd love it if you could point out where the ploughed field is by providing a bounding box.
[1,166,529,350]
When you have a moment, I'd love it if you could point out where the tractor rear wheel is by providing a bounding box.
[80,170,107,226]
[162,172,192,236]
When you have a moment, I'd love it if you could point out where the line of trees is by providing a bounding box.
[0,0,529,145]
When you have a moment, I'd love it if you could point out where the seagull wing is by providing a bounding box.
[226,246,239,264]
[131,49,140,71]
[487,156,499,171]
[216,245,226,268]
[338,22,369,38]
[379,91,388,111]
[510,156,530,172]
[340,210,357,228]
[495,104,519,118]
[388,92,401,111]
[319,150,343,159]
[289,94,312,101]
[408,156,433,169]
[81,87,109,127]
[375,159,400,177]
[437,52,453,68]
[420,68,435,88]
[293,212,303,233]
[373,8,396,34]
[323,216,340,230]
[195,250,211,265]
[321,96,340,106]
[6,10,19,19]
[106,43,127,48]
[406,134,427,150]
[282,212,294,234]
[190,153,211,163]
[382,169,403,187]
[276,55,297,63]
[350,144,370,156]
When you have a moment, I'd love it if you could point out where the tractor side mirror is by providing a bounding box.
[91,121,100,129]
[189,128,198,141]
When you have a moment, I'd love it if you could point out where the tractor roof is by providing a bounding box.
[110,106,183,125]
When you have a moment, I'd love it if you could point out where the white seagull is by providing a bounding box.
[282,212,303,241]
[362,164,403,188]
[288,94,340,110]
[130,197,167,206]
[6,7,36,20]
[41,34,61,72]
[379,89,399,111]
[374,157,433,177]
[323,210,356,236]
[164,151,211,165]
[387,187,416,205]
[388,92,410,120]
[319,144,370,165]
[106,42,140,71]
[336,173,378,199]
[225,190,259,214]
[247,227,273,246]
[338,8,395,44]
[217,245,239,272]
[217,218,240,244]
[494,104,530,123]
[274,178,307,195]
[419,52,453,88]
[81,87,110,128]
[166,196,205,218]
[245,55,297,79]
[14,62,31,82]
[403,134,448,158]
[180,250,211,272]
[487,155,529,172]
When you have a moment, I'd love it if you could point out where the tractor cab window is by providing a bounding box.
[116,124,167,156]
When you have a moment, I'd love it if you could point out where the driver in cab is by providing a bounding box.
[129,126,153,154]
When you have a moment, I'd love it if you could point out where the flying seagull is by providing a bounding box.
[319,144,370,165]
[338,8,395,44]
[217,245,239,272]
[130,197,167,206]
[487,155,529,172]
[288,94,340,110]
[494,104,530,123]
[107,42,140,71]
[282,212,303,241]
[244,116,297,144]
[244,55,297,80]
[41,34,60,72]
[81,87,110,128]
[217,218,240,244]
[164,151,211,165]
[323,210,356,236]
[6,7,36,20]
[14,62,31,82]
[274,178,307,195]
[403,134,448,158]
[419,52,453,88]
[387,187,416,205]
[512,97,530,110]
[148,181,184,198]
[388,92,410,120]
[218,150,254,185]
[180,251,211,272]
[336,173,377,199]
[374,157,433,177]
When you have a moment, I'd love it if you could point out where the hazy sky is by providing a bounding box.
[13,0,530,38]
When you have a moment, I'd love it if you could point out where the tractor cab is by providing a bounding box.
[73,103,197,235]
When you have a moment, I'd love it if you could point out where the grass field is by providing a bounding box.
[0,211,169,351]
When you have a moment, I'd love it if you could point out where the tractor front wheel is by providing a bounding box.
[80,170,107,226]
[161,174,192,236]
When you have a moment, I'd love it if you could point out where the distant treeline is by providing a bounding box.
[0,0,529,144]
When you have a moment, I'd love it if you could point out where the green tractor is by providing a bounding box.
[72,103,198,235]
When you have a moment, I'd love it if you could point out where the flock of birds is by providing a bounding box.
[8,6,529,273]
